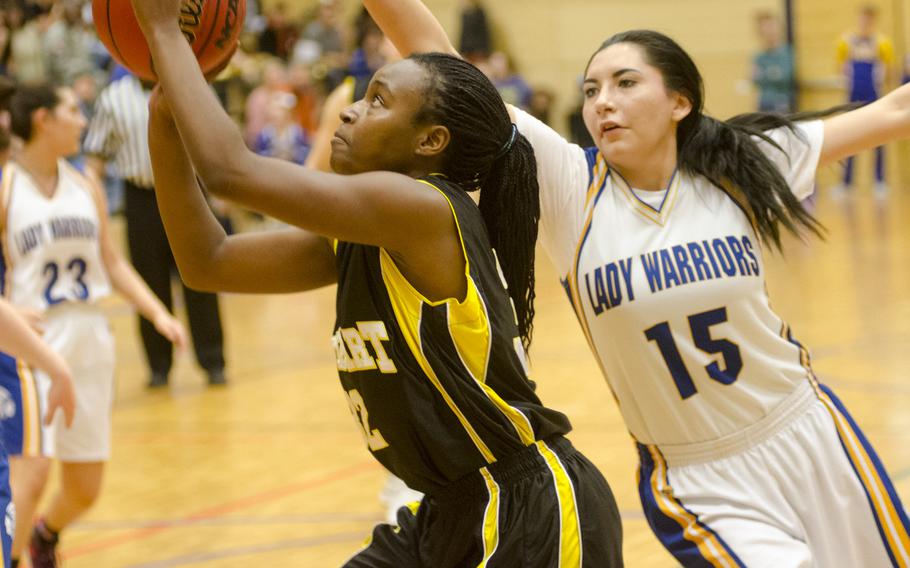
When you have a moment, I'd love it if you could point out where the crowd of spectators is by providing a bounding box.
[0,0,561,198]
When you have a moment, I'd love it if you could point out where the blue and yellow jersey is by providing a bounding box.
[331,175,571,494]
[837,33,894,100]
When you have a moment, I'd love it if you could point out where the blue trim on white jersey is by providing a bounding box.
[612,166,678,214]
[584,146,599,187]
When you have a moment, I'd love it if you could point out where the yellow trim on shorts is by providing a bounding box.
[476,467,501,567]
[811,386,910,566]
[536,440,582,567]
[784,317,909,564]
[646,446,740,568]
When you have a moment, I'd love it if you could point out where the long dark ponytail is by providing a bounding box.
[411,53,540,350]
[591,30,825,249]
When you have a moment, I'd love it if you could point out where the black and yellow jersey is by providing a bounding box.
[332,175,571,495]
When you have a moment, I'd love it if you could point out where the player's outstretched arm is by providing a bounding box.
[0,299,75,427]
[362,0,458,57]
[820,82,910,166]
[148,90,338,294]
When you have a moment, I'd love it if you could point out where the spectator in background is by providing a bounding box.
[294,0,347,80]
[836,4,893,197]
[257,1,297,60]
[83,73,229,389]
[244,58,290,147]
[287,61,320,134]
[253,91,311,165]
[528,86,554,126]
[458,0,491,64]
[752,11,794,113]
[9,2,53,85]
[486,50,532,110]
[0,6,14,76]
[44,0,97,87]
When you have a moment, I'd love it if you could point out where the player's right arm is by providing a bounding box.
[147,89,338,294]
[362,0,458,57]
[0,299,75,427]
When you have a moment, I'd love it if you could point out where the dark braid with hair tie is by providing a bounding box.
[411,53,540,351]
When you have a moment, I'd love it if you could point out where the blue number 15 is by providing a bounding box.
[644,307,743,400]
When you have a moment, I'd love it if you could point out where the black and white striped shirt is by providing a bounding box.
[82,75,155,189]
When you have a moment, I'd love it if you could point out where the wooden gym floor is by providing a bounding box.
[47,168,910,567]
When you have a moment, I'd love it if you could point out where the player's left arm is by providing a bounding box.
[93,184,188,349]
[819,81,910,166]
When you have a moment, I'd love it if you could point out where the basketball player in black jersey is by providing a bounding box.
[132,1,622,565]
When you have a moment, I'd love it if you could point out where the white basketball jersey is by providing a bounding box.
[0,160,111,312]
[514,108,825,446]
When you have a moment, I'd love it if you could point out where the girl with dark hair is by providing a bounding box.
[129,1,624,566]
[0,82,187,568]
[365,1,910,565]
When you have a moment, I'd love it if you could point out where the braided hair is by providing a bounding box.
[410,53,540,350]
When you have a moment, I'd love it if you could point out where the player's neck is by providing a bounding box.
[15,146,60,197]
[608,141,678,192]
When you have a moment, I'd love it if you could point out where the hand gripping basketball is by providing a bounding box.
[94,0,245,82]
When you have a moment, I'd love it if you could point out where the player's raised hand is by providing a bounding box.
[129,0,182,34]
[45,367,76,427]
[154,312,189,350]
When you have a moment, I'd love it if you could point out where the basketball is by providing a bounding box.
[93,0,246,82]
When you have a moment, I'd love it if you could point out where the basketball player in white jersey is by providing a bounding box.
[0,83,187,568]
[366,2,910,565]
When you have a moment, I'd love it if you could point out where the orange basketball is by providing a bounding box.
[93,0,245,82]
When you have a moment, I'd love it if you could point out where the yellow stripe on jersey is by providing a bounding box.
[584,153,609,210]
[812,387,910,566]
[18,360,41,456]
[447,283,536,446]
[378,248,496,464]
[422,177,536,447]
[477,467,501,567]
[536,440,583,567]
[445,276,490,381]
[566,161,623,404]
[567,162,610,352]
[646,446,739,568]
[611,168,681,226]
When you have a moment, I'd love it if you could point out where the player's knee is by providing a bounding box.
[63,475,103,510]
[11,459,51,501]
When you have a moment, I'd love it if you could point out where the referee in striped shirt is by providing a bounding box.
[84,71,228,388]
